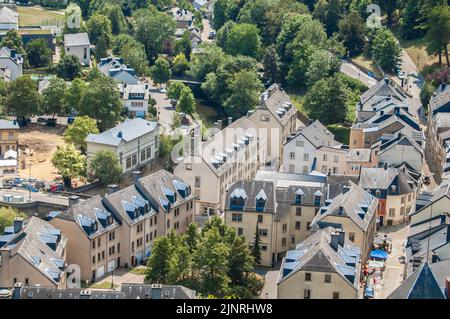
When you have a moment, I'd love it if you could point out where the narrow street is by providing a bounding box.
[340,60,378,88]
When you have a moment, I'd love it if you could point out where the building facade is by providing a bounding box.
[64,33,91,66]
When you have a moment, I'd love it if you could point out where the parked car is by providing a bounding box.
[364,285,375,299]
[208,31,216,39]
[46,118,56,127]
[159,88,166,94]
[37,117,47,125]
[67,117,75,125]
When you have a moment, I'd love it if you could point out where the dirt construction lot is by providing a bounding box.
[18,125,65,182]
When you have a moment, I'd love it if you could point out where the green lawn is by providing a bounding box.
[326,124,351,145]
[17,6,64,27]
[89,281,118,289]
[350,55,383,79]
[195,100,221,129]
[129,267,147,275]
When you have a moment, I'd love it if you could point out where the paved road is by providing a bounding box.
[201,18,214,43]
[373,225,407,299]
[256,263,281,299]
[340,61,378,88]
[149,85,176,135]
[0,188,69,206]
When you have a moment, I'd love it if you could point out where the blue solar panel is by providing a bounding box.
[132,196,148,208]
[122,201,138,213]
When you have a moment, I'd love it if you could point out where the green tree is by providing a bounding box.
[371,28,402,72]
[177,86,196,115]
[174,31,192,60]
[85,67,103,82]
[188,44,227,82]
[303,74,350,125]
[89,150,122,185]
[79,77,122,131]
[251,223,262,265]
[0,207,26,234]
[150,57,171,87]
[26,38,52,68]
[121,43,150,76]
[86,13,112,60]
[56,55,82,81]
[305,49,341,87]
[98,3,128,35]
[212,0,230,30]
[171,53,189,76]
[167,81,187,100]
[262,45,280,84]
[6,76,41,118]
[399,0,427,40]
[313,0,344,36]
[168,241,192,286]
[338,11,366,57]
[0,30,24,54]
[146,236,172,284]
[42,77,67,117]
[63,115,99,151]
[51,143,86,188]
[425,5,450,66]
[63,78,87,114]
[223,23,261,58]
[64,3,84,34]
[216,20,236,48]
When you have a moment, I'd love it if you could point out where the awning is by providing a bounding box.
[368,260,385,269]
[370,249,389,260]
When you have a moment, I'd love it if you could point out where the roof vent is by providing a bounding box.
[117,131,123,139]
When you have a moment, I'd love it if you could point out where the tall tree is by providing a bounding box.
[42,77,67,117]
[26,38,52,68]
[98,3,128,35]
[56,55,82,81]
[150,57,171,87]
[89,150,122,185]
[371,27,402,72]
[425,5,450,66]
[63,115,99,152]
[86,13,112,60]
[63,78,87,114]
[51,143,86,188]
[222,23,262,58]
[146,236,172,284]
[251,223,262,265]
[0,30,24,54]
[6,76,41,118]
[177,86,196,115]
[338,11,367,57]
[262,45,280,84]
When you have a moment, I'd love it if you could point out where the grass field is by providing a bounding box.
[17,6,64,26]
[195,100,221,129]
[89,281,118,289]
[350,55,383,79]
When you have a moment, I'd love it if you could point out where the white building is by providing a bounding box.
[118,83,150,118]
[0,6,18,31]
[85,118,159,175]
[282,120,347,175]
[98,57,138,85]
[0,47,23,80]
[64,33,91,66]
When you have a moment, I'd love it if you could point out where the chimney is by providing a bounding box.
[13,282,22,299]
[151,284,162,299]
[330,233,339,251]
[13,217,24,234]
[338,204,344,215]
[107,184,119,194]
[132,171,142,182]
[446,278,450,299]
[228,117,232,126]
[68,195,79,207]
[384,163,388,170]
[79,290,91,299]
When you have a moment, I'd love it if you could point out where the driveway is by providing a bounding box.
[373,225,407,299]
[89,267,146,291]
[340,60,378,88]
[148,84,176,135]
[256,263,281,299]
[201,18,214,43]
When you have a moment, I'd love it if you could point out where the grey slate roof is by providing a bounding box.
[225,180,276,214]
[0,6,18,24]
[387,263,446,299]
[430,83,450,112]
[278,227,361,289]
[287,120,342,149]
[359,78,407,112]
[64,32,90,47]
[85,118,158,146]
[258,84,296,126]
[429,260,450,297]
[346,149,372,163]
[0,119,19,130]
[359,165,419,195]
[312,181,378,231]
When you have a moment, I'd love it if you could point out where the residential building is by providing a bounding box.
[48,169,195,281]
[426,84,450,183]
[345,148,379,175]
[356,77,408,122]
[118,83,150,118]
[0,217,67,288]
[0,149,17,176]
[172,8,195,31]
[248,84,297,168]
[372,132,424,173]
[193,0,208,11]
[85,118,159,175]
[277,227,361,299]
[358,164,420,227]
[0,65,10,82]
[282,120,347,175]
[98,57,139,85]
[0,119,19,158]
[387,262,448,299]
[350,107,423,150]
[310,181,378,264]
[0,46,23,80]
[174,117,263,216]
[8,282,196,299]
[0,5,18,30]
[64,33,91,66]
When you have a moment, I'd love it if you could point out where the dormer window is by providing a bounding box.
[375,189,381,197]
[314,191,323,206]
[255,189,267,212]
[295,189,304,205]
[230,188,247,211]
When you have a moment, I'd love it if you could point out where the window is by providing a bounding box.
[261,245,267,251]
[295,221,301,230]
[333,292,339,299]
[389,208,395,217]
[117,243,120,253]
[302,166,309,174]
[289,152,295,160]
[102,251,105,260]
[83,47,87,59]
[141,150,146,161]
[323,154,327,161]
[349,232,355,242]
[333,155,339,163]
[132,154,137,166]
[8,132,14,140]
[333,167,338,174]
[92,241,96,249]
[304,289,311,299]
[92,256,95,264]
[296,140,304,147]
[258,215,263,223]
[232,213,242,222]
[126,156,132,169]
[97,253,100,261]
[281,237,286,246]
[25,278,29,285]
[303,153,309,161]
[131,242,134,253]
[291,235,295,244]
[322,165,328,173]
[408,194,412,201]
[282,223,287,232]
[314,195,321,206]
[305,272,312,281]
[296,207,302,216]
[261,115,270,122]
[258,228,268,236]
[195,176,201,187]
[289,164,295,173]
[146,147,151,159]
[325,274,331,283]
[400,207,405,216]
[167,220,170,228]
[97,238,101,247]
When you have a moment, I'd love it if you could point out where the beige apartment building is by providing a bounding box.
[0,119,19,157]
[345,148,379,175]
[248,83,297,169]
[174,117,263,216]
[311,182,378,264]
[49,169,195,282]
[0,217,67,288]
[277,227,361,299]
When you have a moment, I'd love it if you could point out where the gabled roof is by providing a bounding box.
[0,6,18,24]
[430,83,450,113]
[359,165,419,195]
[64,33,90,47]
[359,78,407,111]
[287,120,342,149]
[85,118,158,146]
[387,263,445,299]
[225,180,275,213]
[257,84,296,126]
